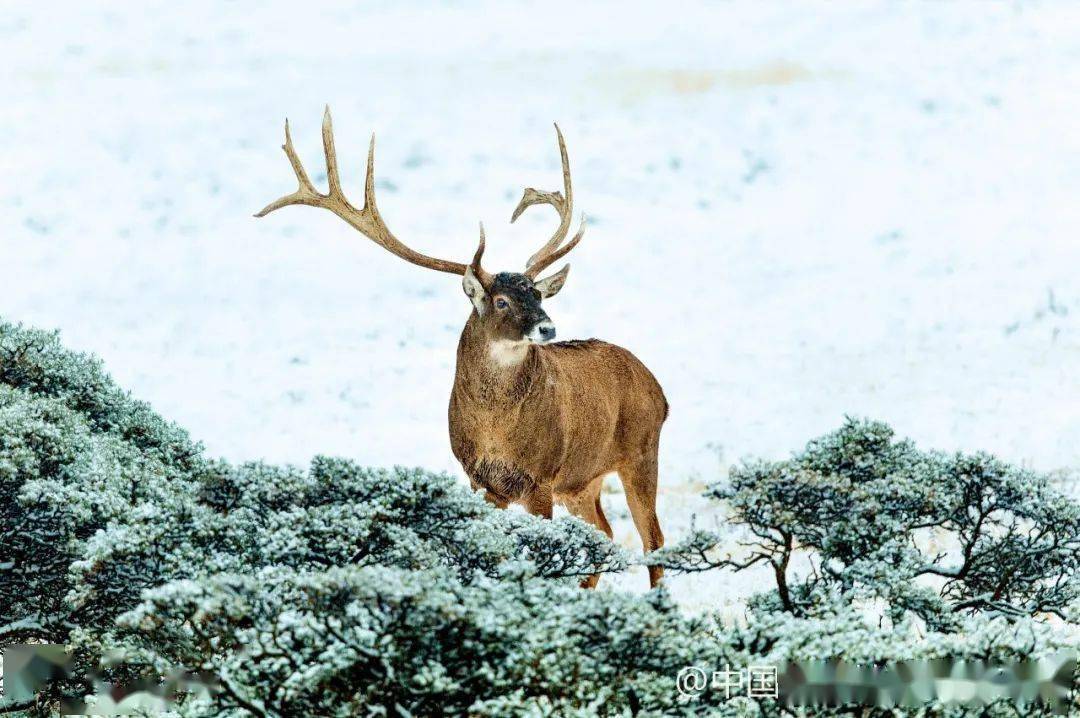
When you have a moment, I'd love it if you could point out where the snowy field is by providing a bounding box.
[3,1,1080,608]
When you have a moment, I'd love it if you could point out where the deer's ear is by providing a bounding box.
[462,266,489,315]
[534,264,570,298]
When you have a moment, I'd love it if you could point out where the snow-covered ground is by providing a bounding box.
[3,1,1080,608]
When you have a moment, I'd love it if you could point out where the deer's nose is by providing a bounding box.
[537,323,556,341]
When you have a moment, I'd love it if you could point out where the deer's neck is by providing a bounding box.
[454,314,545,406]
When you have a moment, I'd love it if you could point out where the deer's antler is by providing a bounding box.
[257,106,491,285]
[511,124,586,280]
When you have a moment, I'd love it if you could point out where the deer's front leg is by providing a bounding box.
[523,484,553,519]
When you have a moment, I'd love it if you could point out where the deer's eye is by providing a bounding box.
[495,298,509,310]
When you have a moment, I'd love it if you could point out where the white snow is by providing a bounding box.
[3,1,1079,608]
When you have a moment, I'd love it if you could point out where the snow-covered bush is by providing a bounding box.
[2,323,1076,716]
[654,418,1080,631]
[0,322,206,640]
[0,321,632,714]
[108,567,715,717]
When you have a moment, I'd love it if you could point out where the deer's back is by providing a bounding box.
[544,338,667,419]
[544,338,668,459]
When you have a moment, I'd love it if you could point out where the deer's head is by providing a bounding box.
[256,107,585,347]
[463,269,564,344]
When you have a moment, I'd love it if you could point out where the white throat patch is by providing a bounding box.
[487,339,529,367]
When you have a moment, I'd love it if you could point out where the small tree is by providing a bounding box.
[653,418,1080,630]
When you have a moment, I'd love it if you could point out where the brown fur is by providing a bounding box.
[449,313,668,588]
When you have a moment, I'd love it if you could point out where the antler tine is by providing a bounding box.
[512,124,586,279]
[256,106,472,277]
[254,119,320,214]
[321,106,345,201]
[472,223,494,287]
[526,214,586,279]
[364,133,378,214]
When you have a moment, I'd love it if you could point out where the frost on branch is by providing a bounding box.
[653,417,1080,630]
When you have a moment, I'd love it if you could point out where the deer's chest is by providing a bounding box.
[449,391,564,492]
[462,403,559,460]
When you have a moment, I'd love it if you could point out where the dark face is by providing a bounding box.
[486,272,556,343]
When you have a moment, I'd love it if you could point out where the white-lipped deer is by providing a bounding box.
[257,108,667,587]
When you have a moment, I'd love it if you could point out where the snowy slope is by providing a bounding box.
[3,1,1079,606]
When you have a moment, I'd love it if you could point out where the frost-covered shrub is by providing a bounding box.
[0,322,206,645]
[106,567,716,717]
[653,418,1080,630]
[64,459,635,714]
[69,458,626,630]
[0,322,213,713]
[722,605,1077,718]
[2,323,1076,717]
[0,320,629,714]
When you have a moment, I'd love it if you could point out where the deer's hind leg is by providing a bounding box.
[618,449,665,588]
[564,478,612,589]
[592,484,613,540]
